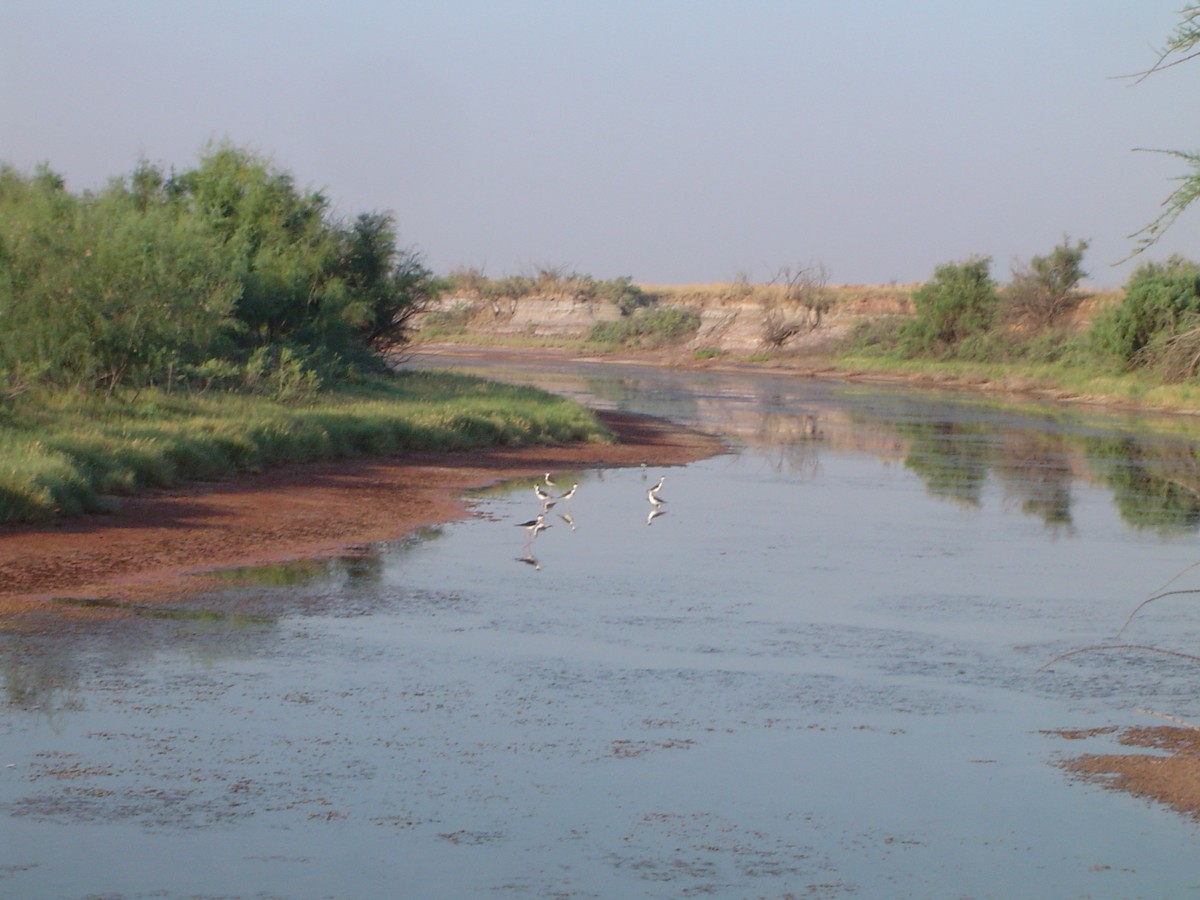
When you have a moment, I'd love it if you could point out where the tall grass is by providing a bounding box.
[0,371,611,525]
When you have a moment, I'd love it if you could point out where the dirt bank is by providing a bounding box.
[1048,724,1200,820]
[0,410,726,628]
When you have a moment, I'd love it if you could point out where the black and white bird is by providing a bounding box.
[516,513,551,540]
[647,476,666,506]
[544,472,557,489]
[534,483,556,508]
[559,483,578,502]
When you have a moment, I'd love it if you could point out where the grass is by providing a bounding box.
[831,351,1200,417]
[587,307,702,349]
[0,371,611,525]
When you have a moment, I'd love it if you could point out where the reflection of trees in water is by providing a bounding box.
[2,600,281,730]
[2,642,83,732]
[992,433,1075,533]
[753,411,822,477]
[1087,437,1200,534]
[896,420,989,507]
[859,405,1200,533]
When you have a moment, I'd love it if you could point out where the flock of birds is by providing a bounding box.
[514,470,669,570]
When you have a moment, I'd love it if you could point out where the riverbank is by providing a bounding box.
[0,409,726,628]
[414,338,1200,422]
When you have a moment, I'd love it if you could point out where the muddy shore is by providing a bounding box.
[0,409,726,627]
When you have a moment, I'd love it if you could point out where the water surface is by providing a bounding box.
[4,353,1200,897]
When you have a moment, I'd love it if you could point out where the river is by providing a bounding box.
[3,350,1200,897]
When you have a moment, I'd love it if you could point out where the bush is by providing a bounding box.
[900,257,998,357]
[843,316,909,356]
[1004,236,1089,330]
[0,145,437,394]
[419,301,477,337]
[587,307,701,348]
[593,276,656,316]
[1092,256,1200,367]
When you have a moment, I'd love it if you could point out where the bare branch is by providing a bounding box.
[1034,643,1200,674]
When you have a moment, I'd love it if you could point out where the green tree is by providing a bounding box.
[0,162,239,392]
[336,211,435,353]
[167,144,341,347]
[1091,256,1200,366]
[0,144,436,393]
[901,257,998,356]
[1004,236,1090,330]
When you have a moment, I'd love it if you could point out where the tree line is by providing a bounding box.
[0,143,435,399]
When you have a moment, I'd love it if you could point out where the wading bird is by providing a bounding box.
[559,483,578,502]
[516,513,551,541]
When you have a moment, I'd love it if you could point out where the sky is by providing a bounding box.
[3,1,1200,289]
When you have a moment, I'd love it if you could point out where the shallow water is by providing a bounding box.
[4,354,1200,897]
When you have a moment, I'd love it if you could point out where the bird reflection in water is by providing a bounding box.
[645,474,667,525]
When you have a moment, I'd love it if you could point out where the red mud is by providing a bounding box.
[0,410,725,628]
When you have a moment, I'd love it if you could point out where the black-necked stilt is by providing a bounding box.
[534,483,553,503]
[544,472,556,489]
[516,513,551,540]
[559,483,578,502]
[647,476,666,507]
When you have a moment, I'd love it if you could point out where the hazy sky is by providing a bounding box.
[4,1,1200,288]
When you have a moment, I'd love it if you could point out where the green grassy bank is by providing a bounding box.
[0,371,610,526]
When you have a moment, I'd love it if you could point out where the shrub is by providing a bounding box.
[0,145,437,394]
[900,257,998,357]
[419,301,477,337]
[1004,237,1090,330]
[593,276,656,315]
[760,264,832,347]
[842,316,908,356]
[587,307,701,348]
[1092,256,1200,367]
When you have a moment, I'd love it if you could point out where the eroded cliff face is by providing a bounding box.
[416,284,918,353]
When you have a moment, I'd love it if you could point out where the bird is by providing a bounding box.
[534,483,557,510]
[647,476,666,507]
[544,472,557,489]
[516,513,551,540]
[559,483,578,502]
